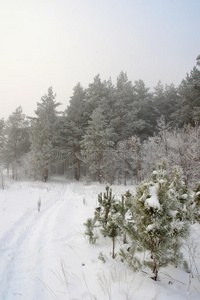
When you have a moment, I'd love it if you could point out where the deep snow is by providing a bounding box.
[0,176,200,299]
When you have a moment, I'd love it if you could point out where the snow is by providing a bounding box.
[170,210,178,218]
[146,223,156,232]
[181,194,188,199]
[0,176,200,299]
[145,186,161,210]
[159,179,166,184]
[170,220,184,232]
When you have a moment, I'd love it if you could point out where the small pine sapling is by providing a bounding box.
[93,186,122,258]
[115,194,129,244]
[94,185,116,226]
[101,216,121,259]
[84,218,97,244]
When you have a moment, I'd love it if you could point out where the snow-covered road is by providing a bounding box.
[0,181,70,299]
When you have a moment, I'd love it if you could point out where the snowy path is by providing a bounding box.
[0,182,70,300]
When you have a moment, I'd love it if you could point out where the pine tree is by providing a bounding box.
[153,81,179,126]
[134,79,158,139]
[113,136,142,185]
[0,119,5,189]
[84,74,108,118]
[0,119,5,167]
[84,186,120,258]
[153,81,165,119]
[95,186,116,226]
[81,107,114,183]
[115,195,129,244]
[30,87,61,181]
[101,216,120,259]
[112,72,138,142]
[164,83,179,125]
[125,162,191,280]
[84,218,97,244]
[174,56,200,126]
[64,83,87,180]
[4,107,30,179]
[94,186,120,258]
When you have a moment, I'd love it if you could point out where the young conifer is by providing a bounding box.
[125,162,191,280]
[95,186,121,258]
[84,218,97,244]
[115,195,129,244]
[101,216,120,259]
[94,186,116,226]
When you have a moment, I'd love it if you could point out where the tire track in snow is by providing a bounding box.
[0,182,68,300]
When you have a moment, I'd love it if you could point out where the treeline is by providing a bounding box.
[0,55,199,187]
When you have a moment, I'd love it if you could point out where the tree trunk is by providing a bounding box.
[12,164,15,180]
[98,152,102,183]
[112,236,115,259]
[124,154,127,186]
[0,169,4,190]
[136,148,141,182]
[123,232,127,244]
[75,157,80,181]
[43,169,48,182]
[152,259,158,281]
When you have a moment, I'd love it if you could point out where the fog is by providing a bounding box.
[0,0,200,118]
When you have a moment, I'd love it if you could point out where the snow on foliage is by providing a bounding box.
[145,188,161,210]
[119,162,194,281]
[146,223,156,232]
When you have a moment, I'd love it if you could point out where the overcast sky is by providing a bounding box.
[0,0,200,119]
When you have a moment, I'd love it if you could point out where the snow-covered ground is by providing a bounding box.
[0,176,200,300]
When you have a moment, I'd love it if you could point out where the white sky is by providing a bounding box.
[0,0,200,119]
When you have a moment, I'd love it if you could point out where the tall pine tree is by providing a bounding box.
[113,72,138,142]
[134,80,158,139]
[81,107,114,183]
[30,87,61,181]
[64,83,87,180]
[174,56,200,126]
[4,107,30,179]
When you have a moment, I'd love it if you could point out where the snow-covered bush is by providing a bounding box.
[122,162,194,280]
[84,164,197,281]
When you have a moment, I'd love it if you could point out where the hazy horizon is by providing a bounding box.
[0,0,200,119]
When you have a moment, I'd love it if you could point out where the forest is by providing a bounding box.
[0,55,200,188]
